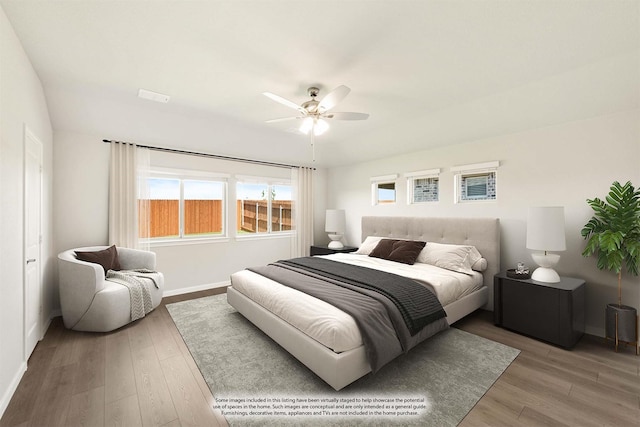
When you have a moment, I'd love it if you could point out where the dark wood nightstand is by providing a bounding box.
[310,245,358,256]
[494,272,585,349]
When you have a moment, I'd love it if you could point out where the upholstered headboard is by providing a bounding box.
[361,216,500,309]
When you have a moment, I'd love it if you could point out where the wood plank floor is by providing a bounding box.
[0,289,229,427]
[1,288,639,426]
[456,312,640,427]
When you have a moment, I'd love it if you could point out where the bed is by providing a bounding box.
[227,216,500,390]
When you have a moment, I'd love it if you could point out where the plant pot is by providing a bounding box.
[605,303,638,353]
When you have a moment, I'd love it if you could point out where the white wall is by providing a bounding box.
[326,109,640,337]
[0,5,53,417]
[53,131,328,296]
[53,131,111,254]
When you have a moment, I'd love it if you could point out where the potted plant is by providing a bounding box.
[581,180,640,353]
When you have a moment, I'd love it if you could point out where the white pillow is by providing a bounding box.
[471,257,488,272]
[417,242,484,275]
[354,236,384,255]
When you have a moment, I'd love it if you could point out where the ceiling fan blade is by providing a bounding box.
[326,112,369,120]
[318,85,351,113]
[265,117,299,123]
[263,92,305,112]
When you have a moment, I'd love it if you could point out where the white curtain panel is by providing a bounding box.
[136,147,151,251]
[108,143,150,249]
[291,167,314,257]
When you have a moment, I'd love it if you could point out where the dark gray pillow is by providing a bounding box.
[369,239,426,265]
[75,245,121,275]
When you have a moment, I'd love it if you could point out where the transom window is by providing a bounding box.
[406,169,440,204]
[371,174,398,205]
[461,173,495,200]
[452,161,499,203]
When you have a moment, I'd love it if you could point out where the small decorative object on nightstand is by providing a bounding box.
[310,245,358,256]
[494,272,585,349]
[506,262,531,279]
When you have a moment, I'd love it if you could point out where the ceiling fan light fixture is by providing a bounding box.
[300,117,314,135]
[314,118,329,136]
[264,85,368,158]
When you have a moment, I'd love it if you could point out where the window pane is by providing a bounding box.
[237,182,269,233]
[271,185,293,232]
[466,175,488,198]
[141,178,180,238]
[460,172,496,201]
[184,180,224,236]
[412,177,439,203]
[377,182,396,203]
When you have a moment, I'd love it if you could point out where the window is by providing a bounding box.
[405,169,440,204]
[236,180,293,235]
[139,171,227,241]
[371,174,398,205]
[452,161,499,203]
[183,180,225,236]
[461,173,495,200]
[142,178,180,239]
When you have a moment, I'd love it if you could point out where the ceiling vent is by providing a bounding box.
[138,88,170,103]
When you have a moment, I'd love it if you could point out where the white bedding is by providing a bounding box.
[230,253,483,354]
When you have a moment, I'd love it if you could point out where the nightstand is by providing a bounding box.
[494,272,585,349]
[310,245,358,256]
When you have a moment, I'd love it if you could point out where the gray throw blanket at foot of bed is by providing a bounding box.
[279,257,447,333]
[106,269,159,321]
[248,257,448,373]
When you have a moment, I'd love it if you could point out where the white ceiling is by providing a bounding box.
[2,0,639,167]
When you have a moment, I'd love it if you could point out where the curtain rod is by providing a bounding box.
[102,139,313,170]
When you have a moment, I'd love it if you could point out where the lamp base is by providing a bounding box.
[531,267,561,283]
[327,234,344,249]
[530,252,561,283]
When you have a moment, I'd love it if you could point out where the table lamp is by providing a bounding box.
[526,206,566,283]
[325,209,346,249]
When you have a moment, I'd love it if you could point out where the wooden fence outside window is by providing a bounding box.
[236,200,293,233]
[139,199,293,238]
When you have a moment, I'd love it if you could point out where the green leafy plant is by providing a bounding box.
[581,181,640,307]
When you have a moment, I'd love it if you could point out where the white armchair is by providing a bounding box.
[58,246,164,332]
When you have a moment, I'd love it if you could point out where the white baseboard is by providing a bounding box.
[162,280,230,298]
[2,309,64,418]
[40,316,52,340]
[0,361,27,420]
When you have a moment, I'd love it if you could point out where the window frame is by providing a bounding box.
[405,168,441,204]
[452,161,499,203]
[139,167,229,246]
[235,175,294,239]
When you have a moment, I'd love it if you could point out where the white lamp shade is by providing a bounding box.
[325,209,346,233]
[526,206,566,251]
[300,118,330,136]
[314,119,329,135]
[300,117,313,135]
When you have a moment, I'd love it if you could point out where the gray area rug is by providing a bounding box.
[167,294,519,426]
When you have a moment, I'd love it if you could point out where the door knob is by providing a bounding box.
[26,258,36,264]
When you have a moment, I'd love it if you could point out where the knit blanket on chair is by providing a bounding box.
[106,269,159,321]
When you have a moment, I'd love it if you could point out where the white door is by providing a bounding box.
[24,127,43,359]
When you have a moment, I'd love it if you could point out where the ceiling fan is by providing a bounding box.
[263,85,369,137]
